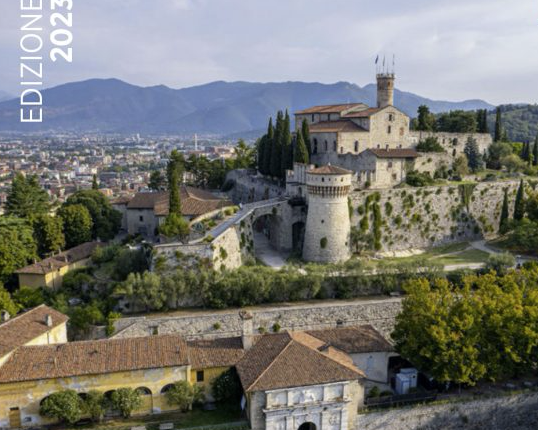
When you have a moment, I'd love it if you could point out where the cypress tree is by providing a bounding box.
[280,110,293,177]
[270,111,283,178]
[521,142,530,162]
[533,134,538,166]
[482,110,489,133]
[167,150,184,214]
[499,189,510,234]
[301,119,311,156]
[294,131,309,164]
[513,179,525,221]
[494,107,502,142]
[464,136,484,172]
[262,118,274,176]
[257,136,266,174]
[92,174,99,190]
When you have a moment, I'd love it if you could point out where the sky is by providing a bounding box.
[1,0,537,104]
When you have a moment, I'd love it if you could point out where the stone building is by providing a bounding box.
[302,165,352,263]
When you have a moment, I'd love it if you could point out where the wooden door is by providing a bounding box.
[9,407,21,429]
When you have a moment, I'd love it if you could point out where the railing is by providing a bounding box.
[365,390,437,408]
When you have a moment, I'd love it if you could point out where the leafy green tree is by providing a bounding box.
[262,117,274,176]
[452,154,469,177]
[0,217,38,283]
[280,110,293,177]
[68,303,105,336]
[119,271,166,312]
[39,390,84,424]
[58,204,93,248]
[436,110,477,133]
[533,135,538,167]
[416,105,436,131]
[501,154,526,173]
[165,381,205,411]
[158,213,190,240]
[416,136,444,152]
[64,190,121,241]
[485,252,515,275]
[494,107,502,142]
[487,141,513,170]
[167,150,184,214]
[148,170,166,190]
[211,368,242,403]
[233,139,256,169]
[476,109,489,133]
[33,214,65,257]
[83,390,105,422]
[270,111,284,178]
[110,388,142,418]
[111,248,149,281]
[12,286,44,309]
[499,189,510,234]
[301,118,311,156]
[464,136,484,172]
[0,284,19,316]
[514,179,525,221]
[5,173,49,219]
[92,174,99,190]
[294,131,309,164]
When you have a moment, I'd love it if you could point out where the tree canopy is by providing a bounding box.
[5,173,49,219]
[58,204,93,248]
[0,217,38,283]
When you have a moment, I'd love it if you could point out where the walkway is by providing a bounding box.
[253,231,287,269]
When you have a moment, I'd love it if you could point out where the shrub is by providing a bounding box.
[213,322,221,330]
[485,252,516,275]
[406,170,434,187]
[367,386,381,398]
[110,388,142,418]
[84,390,105,422]
[165,381,205,411]
[272,322,281,332]
[39,390,84,424]
[416,136,444,152]
[211,368,242,403]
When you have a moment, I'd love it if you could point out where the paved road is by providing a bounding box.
[470,239,537,266]
[253,231,288,269]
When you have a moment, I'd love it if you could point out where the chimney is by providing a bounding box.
[0,310,10,322]
[239,311,254,350]
[45,314,53,327]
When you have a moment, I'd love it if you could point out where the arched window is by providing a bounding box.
[298,423,316,430]
[161,384,175,394]
[136,387,152,396]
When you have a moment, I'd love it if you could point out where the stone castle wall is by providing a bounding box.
[409,130,492,155]
[349,180,518,251]
[355,391,538,430]
[112,297,402,341]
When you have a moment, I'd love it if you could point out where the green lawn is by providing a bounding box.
[433,249,490,266]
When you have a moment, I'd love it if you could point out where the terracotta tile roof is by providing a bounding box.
[236,332,363,392]
[295,103,366,115]
[309,120,367,133]
[307,325,394,354]
[15,242,103,275]
[0,305,68,358]
[0,334,189,383]
[342,107,382,118]
[127,187,233,217]
[366,148,419,159]
[187,337,244,369]
[308,165,352,175]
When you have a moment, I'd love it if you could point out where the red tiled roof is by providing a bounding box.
[295,103,366,115]
[187,337,244,369]
[309,120,367,133]
[367,148,419,159]
[308,165,352,175]
[307,325,393,354]
[0,305,68,358]
[0,334,189,383]
[15,242,103,275]
[342,107,382,118]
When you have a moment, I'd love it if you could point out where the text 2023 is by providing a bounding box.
[50,0,73,62]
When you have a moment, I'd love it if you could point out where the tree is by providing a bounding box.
[499,189,510,234]
[158,213,190,240]
[110,388,142,418]
[500,154,526,173]
[294,131,309,164]
[533,135,538,167]
[167,150,184,214]
[487,141,513,170]
[494,107,502,142]
[485,252,515,275]
[12,286,44,309]
[165,381,205,411]
[233,139,256,169]
[521,141,530,163]
[5,173,49,219]
[0,285,19,316]
[270,111,283,178]
[416,136,444,152]
[262,117,274,176]
[148,171,165,191]
[211,368,242,403]
[476,109,489,133]
[58,204,93,248]
[63,190,121,241]
[280,110,293,177]
[0,217,38,283]
[436,110,477,133]
[464,136,484,172]
[83,390,105,422]
[301,118,311,156]
[514,179,525,221]
[68,303,104,336]
[92,174,99,190]
[33,214,65,257]
[119,271,166,312]
[39,390,84,424]
[416,105,435,131]
[452,154,469,177]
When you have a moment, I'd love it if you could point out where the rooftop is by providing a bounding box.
[0,305,68,358]
[307,325,393,354]
[367,148,419,159]
[308,164,352,175]
[309,120,367,133]
[295,103,367,115]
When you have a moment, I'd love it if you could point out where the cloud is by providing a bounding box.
[0,0,536,104]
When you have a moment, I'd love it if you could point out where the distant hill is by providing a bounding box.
[0,78,495,136]
[0,91,13,103]
[488,105,538,143]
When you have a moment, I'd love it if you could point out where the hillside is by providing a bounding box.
[490,104,538,142]
[0,78,494,136]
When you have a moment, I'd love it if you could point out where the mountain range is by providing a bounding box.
[0,79,494,136]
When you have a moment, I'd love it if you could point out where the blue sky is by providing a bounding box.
[1,0,537,104]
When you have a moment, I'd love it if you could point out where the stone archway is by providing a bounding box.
[298,422,316,430]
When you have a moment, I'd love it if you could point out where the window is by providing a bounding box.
[139,215,144,222]
[400,127,404,136]
[389,113,394,121]
[196,370,204,382]
[388,162,393,168]
[387,126,392,134]
[324,140,328,152]
[354,141,359,152]
[340,147,343,153]
[333,141,337,152]
[313,139,318,154]
[311,114,315,122]
[392,173,397,180]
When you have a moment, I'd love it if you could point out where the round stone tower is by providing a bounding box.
[303,165,352,263]
[376,73,395,108]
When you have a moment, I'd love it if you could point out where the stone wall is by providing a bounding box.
[228,169,284,203]
[112,297,402,341]
[349,180,518,251]
[409,130,492,156]
[413,152,453,176]
[355,391,538,430]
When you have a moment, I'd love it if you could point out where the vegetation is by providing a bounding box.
[167,149,184,214]
[463,137,484,172]
[405,170,434,187]
[212,369,243,404]
[416,136,444,153]
[0,217,37,283]
[33,214,66,257]
[165,381,205,411]
[110,388,142,418]
[5,173,49,219]
[58,204,93,248]
[39,390,85,424]
[159,213,190,240]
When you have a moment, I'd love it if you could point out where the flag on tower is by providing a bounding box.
[375,55,379,65]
